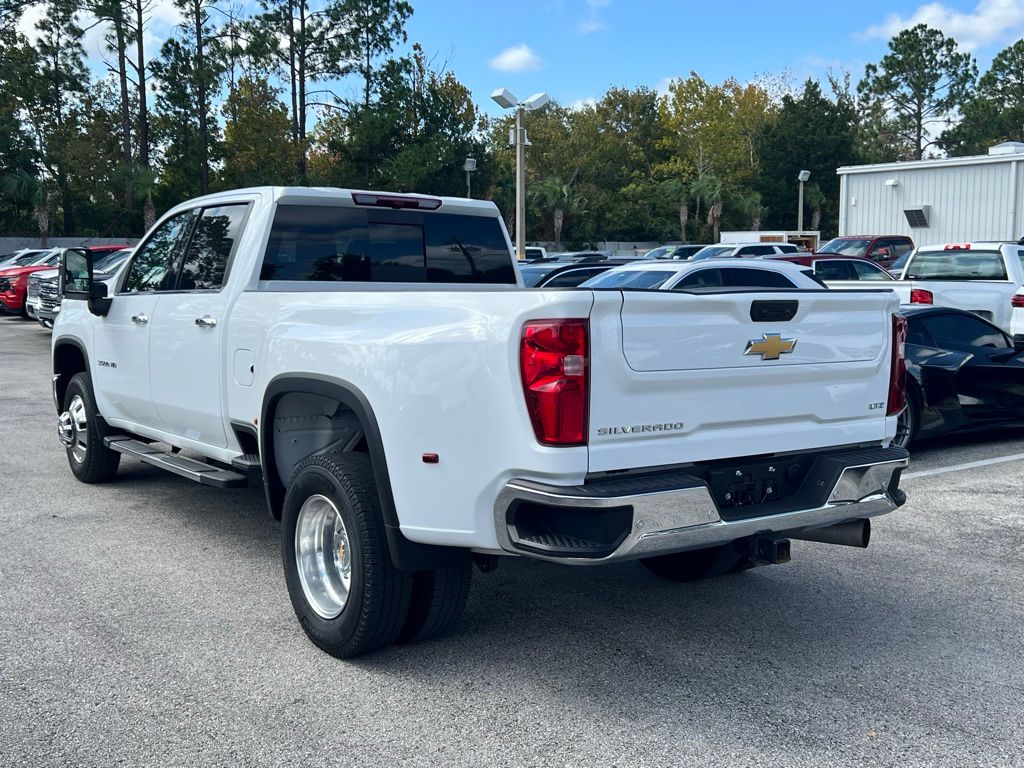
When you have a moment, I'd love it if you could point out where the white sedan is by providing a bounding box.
[578,258,824,291]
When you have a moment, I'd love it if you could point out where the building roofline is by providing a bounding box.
[837,152,1024,176]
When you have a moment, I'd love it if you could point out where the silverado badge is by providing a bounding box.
[744,333,796,361]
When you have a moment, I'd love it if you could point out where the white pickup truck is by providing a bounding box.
[53,187,909,659]
[894,242,1024,332]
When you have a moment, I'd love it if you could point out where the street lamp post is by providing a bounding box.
[797,169,811,234]
[491,88,550,260]
[463,157,477,198]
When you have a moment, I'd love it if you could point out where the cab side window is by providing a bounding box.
[177,205,249,290]
[674,268,723,289]
[813,260,854,280]
[738,245,776,257]
[122,212,195,293]
[891,240,913,258]
[851,260,891,281]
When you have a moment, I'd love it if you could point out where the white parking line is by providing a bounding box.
[903,452,1024,480]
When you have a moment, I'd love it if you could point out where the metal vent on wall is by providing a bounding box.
[904,206,930,228]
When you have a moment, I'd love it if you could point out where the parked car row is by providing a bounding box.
[14,229,1024,456]
[26,247,134,327]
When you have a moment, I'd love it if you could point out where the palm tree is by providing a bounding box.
[132,166,158,232]
[2,171,55,246]
[692,174,724,243]
[530,177,587,250]
[737,190,767,231]
[658,178,689,241]
[804,183,826,232]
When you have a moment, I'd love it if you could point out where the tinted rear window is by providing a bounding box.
[721,267,796,288]
[905,250,1007,280]
[261,205,515,284]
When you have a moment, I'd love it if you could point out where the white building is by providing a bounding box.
[836,142,1024,246]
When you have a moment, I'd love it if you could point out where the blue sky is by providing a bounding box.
[404,0,1024,113]
[23,0,1024,114]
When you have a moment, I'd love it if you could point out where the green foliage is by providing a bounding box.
[308,47,486,196]
[941,39,1024,155]
[858,24,977,160]
[757,79,858,236]
[220,76,299,188]
[0,10,1003,248]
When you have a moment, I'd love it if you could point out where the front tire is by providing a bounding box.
[59,373,120,483]
[282,453,412,659]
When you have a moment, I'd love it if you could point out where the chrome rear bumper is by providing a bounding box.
[494,446,908,564]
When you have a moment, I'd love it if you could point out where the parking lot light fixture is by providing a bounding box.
[797,170,811,234]
[463,158,477,198]
[491,87,550,260]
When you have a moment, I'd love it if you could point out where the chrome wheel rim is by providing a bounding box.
[61,395,89,464]
[295,494,352,619]
[894,404,914,449]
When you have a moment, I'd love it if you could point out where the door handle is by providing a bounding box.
[131,314,148,325]
[195,315,217,328]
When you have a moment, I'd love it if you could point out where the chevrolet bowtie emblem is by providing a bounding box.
[744,332,797,360]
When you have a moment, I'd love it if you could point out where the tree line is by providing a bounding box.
[0,1,1022,247]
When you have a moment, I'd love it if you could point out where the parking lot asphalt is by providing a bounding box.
[1,314,1022,768]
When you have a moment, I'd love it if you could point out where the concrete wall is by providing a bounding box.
[838,153,1024,247]
[0,237,136,254]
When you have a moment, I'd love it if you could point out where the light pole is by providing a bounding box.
[491,88,550,260]
[463,157,477,198]
[797,169,811,234]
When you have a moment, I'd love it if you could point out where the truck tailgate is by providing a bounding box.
[896,280,1016,329]
[587,290,899,473]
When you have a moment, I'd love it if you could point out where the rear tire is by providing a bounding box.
[282,453,412,659]
[397,562,472,644]
[640,542,743,583]
[61,373,120,483]
[894,380,922,449]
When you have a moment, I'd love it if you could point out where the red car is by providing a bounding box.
[0,245,129,317]
[814,235,914,268]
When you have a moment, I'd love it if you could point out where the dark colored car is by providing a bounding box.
[896,305,1024,447]
[769,255,894,281]
[816,236,914,268]
[643,244,708,261]
[519,260,631,287]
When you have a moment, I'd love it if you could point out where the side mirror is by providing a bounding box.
[61,248,90,297]
[1013,335,1024,352]
[61,248,111,317]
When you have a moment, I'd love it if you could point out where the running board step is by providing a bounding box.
[104,437,247,488]
[231,453,261,473]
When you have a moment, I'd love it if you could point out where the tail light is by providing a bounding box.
[520,319,589,446]
[1012,294,1024,308]
[887,314,907,417]
[909,288,933,304]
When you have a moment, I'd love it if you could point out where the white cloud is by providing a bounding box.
[654,77,674,97]
[578,0,610,34]
[858,0,1024,51]
[490,44,542,72]
[569,97,597,111]
[15,2,47,42]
